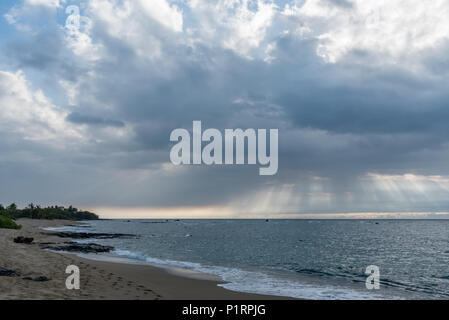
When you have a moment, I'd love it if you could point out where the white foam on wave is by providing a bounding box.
[41,225,90,233]
[111,249,392,300]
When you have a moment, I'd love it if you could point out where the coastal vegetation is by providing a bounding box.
[0,214,22,229]
[0,203,98,226]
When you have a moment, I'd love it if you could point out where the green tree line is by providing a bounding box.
[0,203,99,221]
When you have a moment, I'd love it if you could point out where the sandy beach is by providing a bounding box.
[0,219,283,300]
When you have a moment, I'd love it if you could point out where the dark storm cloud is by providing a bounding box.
[2,0,449,214]
[66,112,125,127]
[5,32,62,70]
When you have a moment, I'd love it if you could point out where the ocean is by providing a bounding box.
[47,219,449,300]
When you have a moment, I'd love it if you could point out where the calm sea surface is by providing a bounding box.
[49,219,449,299]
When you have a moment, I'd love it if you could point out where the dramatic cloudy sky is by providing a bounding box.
[2,0,449,218]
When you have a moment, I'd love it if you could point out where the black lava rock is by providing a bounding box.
[23,276,51,282]
[0,267,20,277]
[41,242,114,253]
[14,236,34,244]
[41,231,136,239]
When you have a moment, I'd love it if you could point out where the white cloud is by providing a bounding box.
[25,0,65,8]
[9,0,449,66]
[4,0,66,35]
[137,0,183,32]
[360,173,449,206]
[283,0,449,65]
[86,0,174,61]
[188,0,277,58]
[0,69,134,152]
[222,0,277,57]
[89,0,183,35]
[0,70,83,145]
[64,13,102,61]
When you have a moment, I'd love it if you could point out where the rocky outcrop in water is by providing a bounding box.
[41,242,114,253]
[41,231,136,239]
[141,221,169,224]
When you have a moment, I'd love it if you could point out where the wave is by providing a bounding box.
[41,225,91,233]
[111,249,391,300]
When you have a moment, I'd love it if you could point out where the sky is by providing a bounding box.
[2,0,449,218]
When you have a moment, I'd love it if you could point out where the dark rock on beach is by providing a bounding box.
[14,236,34,244]
[0,267,20,277]
[41,231,136,239]
[23,276,51,282]
[41,242,114,253]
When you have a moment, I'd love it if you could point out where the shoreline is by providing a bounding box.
[0,219,288,300]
